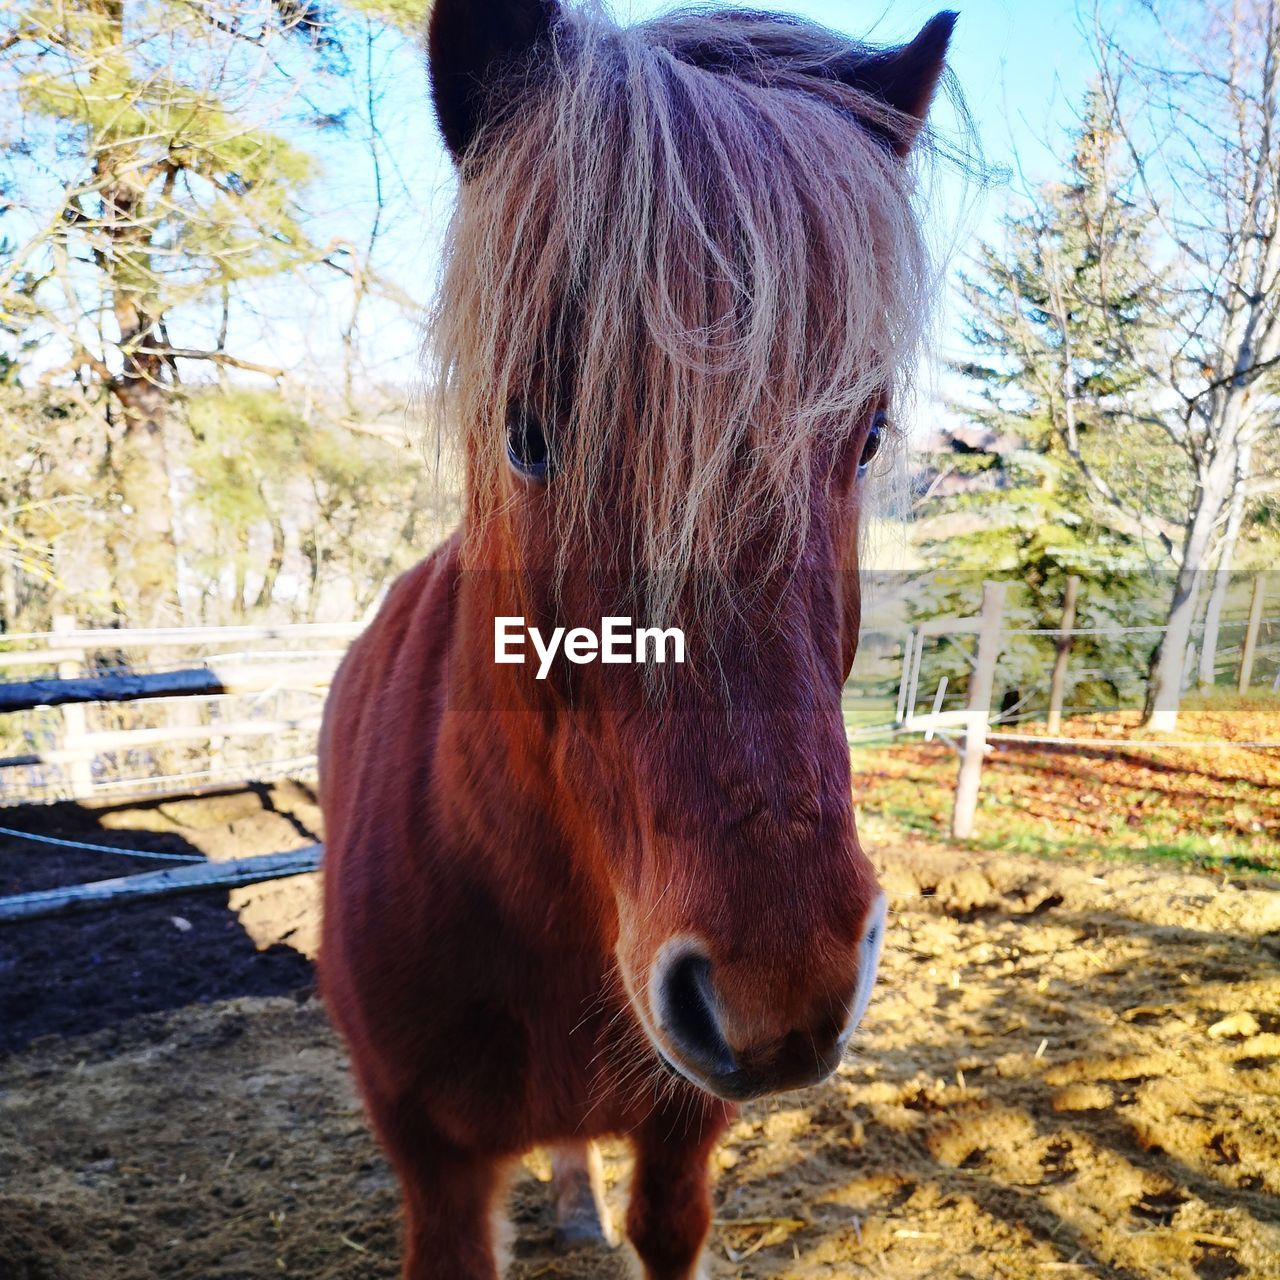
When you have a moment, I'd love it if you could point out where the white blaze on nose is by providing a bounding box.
[845,892,887,1039]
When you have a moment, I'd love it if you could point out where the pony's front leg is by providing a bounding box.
[626,1098,733,1280]
[376,1108,504,1280]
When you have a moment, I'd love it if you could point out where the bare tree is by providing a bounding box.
[1091,0,1280,728]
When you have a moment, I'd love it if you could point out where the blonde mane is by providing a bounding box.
[427,2,936,618]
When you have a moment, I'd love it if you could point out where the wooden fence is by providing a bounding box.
[1,590,1275,922]
[885,574,1277,837]
[0,620,354,922]
[0,618,363,803]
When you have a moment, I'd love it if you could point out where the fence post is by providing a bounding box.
[895,628,916,725]
[53,614,94,800]
[1238,574,1266,695]
[1046,575,1079,735]
[951,582,1006,840]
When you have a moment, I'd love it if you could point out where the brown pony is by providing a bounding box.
[319,2,954,1276]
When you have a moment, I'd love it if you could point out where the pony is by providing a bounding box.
[319,2,954,1275]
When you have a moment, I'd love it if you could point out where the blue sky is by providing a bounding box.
[214,1,1105,413]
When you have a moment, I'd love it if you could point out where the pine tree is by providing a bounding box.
[1,0,353,623]
[916,90,1176,714]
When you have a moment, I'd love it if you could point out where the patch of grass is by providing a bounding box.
[848,701,1280,876]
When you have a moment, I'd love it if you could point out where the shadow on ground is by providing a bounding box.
[0,785,317,1053]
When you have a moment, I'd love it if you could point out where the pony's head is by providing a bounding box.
[427,0,952,1102]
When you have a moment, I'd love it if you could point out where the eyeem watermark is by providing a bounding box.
[495,616,686,678]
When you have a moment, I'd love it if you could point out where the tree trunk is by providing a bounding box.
[1198,436,1254,689]
[1144,418,1239,731]
[253,512,287,613]
[107,388,178,625]
[234,539,248,621]
[93,0,179,626]
[0,556,17,631]
[1144,567,1199,733]
[103,201,179,624]
[1046,574,1079,734]
[301,532,322,622]
[1237,573,1267,695]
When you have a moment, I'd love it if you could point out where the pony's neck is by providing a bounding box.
[439,543,619,953]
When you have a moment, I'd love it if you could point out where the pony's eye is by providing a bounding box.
[858,410,887,476]
[506,403,551,480]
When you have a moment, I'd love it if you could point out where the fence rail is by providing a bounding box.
[1,588,1276,896]
[1,617,348,804]
[0,659,338,713]
[1,621,365,648]
[0,845,324,924]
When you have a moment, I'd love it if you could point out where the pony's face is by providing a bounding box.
[502,406,886,1102]
[430,0,952,1102]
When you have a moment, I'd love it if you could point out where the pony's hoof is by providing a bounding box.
[554,1215,618,1251]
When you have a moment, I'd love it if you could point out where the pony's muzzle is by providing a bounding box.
[648,893,887,1103]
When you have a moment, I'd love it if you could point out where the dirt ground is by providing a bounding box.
[1,785,1278,1279]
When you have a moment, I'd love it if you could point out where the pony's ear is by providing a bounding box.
[427,0,560,161]
[838,11,957,156]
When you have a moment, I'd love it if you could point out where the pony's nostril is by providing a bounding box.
[657,951,735,1075]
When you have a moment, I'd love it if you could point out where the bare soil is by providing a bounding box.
[1,786,1278,1279]
[0,784,318,1053]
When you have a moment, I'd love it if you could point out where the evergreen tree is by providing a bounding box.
[0,0,362,622]
[915,90,1175,715]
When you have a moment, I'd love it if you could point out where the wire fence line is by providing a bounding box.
[0,823,206,862]
[995,618,1279,637]
[82,753,319,794]
[0,622,366,649]
[846,723,1280,751]
[985,732,1280,750]
[1,587,1276,810]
